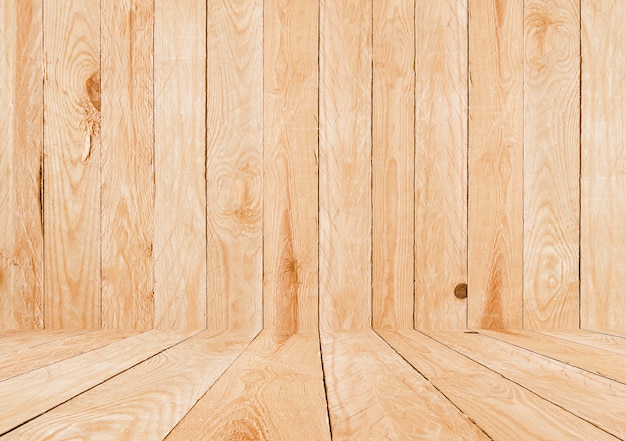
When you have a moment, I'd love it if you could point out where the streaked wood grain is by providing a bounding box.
[542,330,626,355]
[0,330,82,353]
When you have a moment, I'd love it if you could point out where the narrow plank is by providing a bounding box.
[414,0,468,331]
[0,330,83,353]
[101,0,154,329]
[322,331,488,440]
[523,0,580,331]
[0,329,193,434]
[319,0,372,331]
[0,0,43,331]
[0,329,136,381]
[380,330,617,440]
[165,332,329,441]
[468,0,524,329]
[372,0,414,330]
[43,0,101,329]
[482,329,626,385]
[581,0,626,332]
[154,0,207,330]
[2,330,252,441]
[543,330,626,356]
[206,0,263,332]
[263,0,319,336]
[427,330,626,439]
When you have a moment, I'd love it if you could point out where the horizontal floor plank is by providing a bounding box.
[542,330,626,356]
[0,330,85,353]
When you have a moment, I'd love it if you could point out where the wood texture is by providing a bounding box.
[523,0,580,331]
[43,0,101,329]
[542,330,626,355]
[380,330,618,440]
[319,0,372,331]
[100,0,154,329]
[372,0,415,330]
[581,0,626,332]
[154,0,206,330]
[414,0,468,331]
[322,331,488,440]
[0,0,43,331]
[0,330,81,353]
[264,0,319,336]
[3,330,252,441]
[468,0,524,329]
[166,332,330,441]
[206,0,263,332]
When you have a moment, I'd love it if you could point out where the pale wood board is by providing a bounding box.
[372,0,415,330]
[206,0,263,332]
[321,331,489,440]
[154,0,207,330]
[414,0,468,331]
[165,332,329,441]
[2,330,253,441]
[543,330,626,356]
[468,0,524,329]
[523,0,580,331]
[380,330,617,440]
[319,0,372,331]
[581,0,626,332]
[100,0,154,329]
[427,330,626,439]
[0,329,136,381]
[0,329,193,434]
[0,330,83,353]
[263,0,319,336]
[0,0,43,331]
[43,0,101,329]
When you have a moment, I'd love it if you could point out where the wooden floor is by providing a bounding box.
[1,329,625,440]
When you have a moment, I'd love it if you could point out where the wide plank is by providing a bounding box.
[542,330,626,356]
[0,330,83,354]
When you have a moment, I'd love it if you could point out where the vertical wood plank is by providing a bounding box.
[468,0,524,329]
[206,0,263,332]
[264,0,319,336]
[101,0,154,330]
[414,0,468,330]
[44,0,101,329]
[319,0,372,331]
[581,0,626,332]
[371,0,415,330]
[154,0,206,330]
[524,0,580,330]
[0,1,43,330]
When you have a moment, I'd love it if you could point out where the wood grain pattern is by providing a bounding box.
[581,0,626,332]
[0,0,43,331]
[0,330,82,353]
[380,330,618,440]
[543,330,626,355]
[43,0,101,329]
[468,0,524,329]
[154,0,206,330]
[165,332,329,441]
[319,0,372,331]
[372,0,415,330]
[100,0,154,329]
[206,0,263,332]
[523,0,580,331]
[321,331,489,440]
[264,0,319,336]
[414,0,468,331]
[3,330,252,441]
[0,329,192,435]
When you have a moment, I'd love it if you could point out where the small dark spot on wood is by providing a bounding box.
[454,283,468,299]
[85,71,101,112]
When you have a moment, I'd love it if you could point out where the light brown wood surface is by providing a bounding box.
[414,0,468,331]
[0,330,81,353]
[319,0,372,331]
[100,0,154,330]
[372,0,414,330]
[153,0,206,330]
[264,0,319,336]
[166,332,330,441]
[542,330,626,355]
[206,0,263,332]
[322,331,489,440]
[468,0,524,330]
[43,0,101,329]
[0,0,43,331]
[581,0,626,332]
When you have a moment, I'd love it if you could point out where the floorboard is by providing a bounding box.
[543,330,626,355]
[0,330,85,353]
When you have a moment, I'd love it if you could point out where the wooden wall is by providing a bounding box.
[0,0,623,335]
